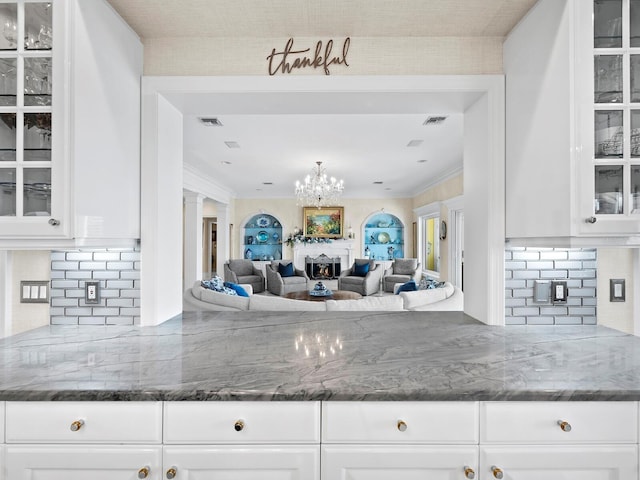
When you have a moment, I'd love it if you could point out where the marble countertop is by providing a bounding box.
[1,311,640,401]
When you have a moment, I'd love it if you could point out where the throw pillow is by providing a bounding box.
[224,281,250,297]
[201,276,238,296]
[353,262,370,277]
[418,277,445,290]
[278,262,295,277]
[395,280,418,294]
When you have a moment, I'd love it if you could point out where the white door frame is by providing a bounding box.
[141,75,505,326]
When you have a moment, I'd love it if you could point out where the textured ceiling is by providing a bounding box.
[106,0,538,40]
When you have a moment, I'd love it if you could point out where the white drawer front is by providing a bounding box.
[481,401,638,444]
[322,402,479,444]
[0,402,5,443]
[164,401,320,444]
[5,401,163,444]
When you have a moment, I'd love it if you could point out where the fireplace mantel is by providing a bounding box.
[292,240,355,272]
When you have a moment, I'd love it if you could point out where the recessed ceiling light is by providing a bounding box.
[224,141,240,149]
[423,116,448,126]
[373,181,384,185]
[417,159,428,163]
[220,160,231,165]
[407,140,423,147]
[199,117,223,126]
[385,187,391,191]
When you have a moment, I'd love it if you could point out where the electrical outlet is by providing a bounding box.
[85,281,100,304]
[550,280,568,304]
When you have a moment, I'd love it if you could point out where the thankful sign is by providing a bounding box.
[267,38,351,75]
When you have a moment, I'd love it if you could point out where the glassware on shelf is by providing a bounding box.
[24,113,51,162]
[595,55,623,103]
[0,167,16,215]
[595,110,623,158]
[24,57,51,106]
[0,4,17,51]
[631,166,640,213]
[23,167,50,215]
[0,112,16,161]
[594,165,624,214]
[594,0,622,48]
[25,3,52,50]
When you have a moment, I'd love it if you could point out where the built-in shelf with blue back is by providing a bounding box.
[363,212,404,260]
[243,213,283,261]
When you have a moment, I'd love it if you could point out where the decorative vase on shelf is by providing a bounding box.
[364,246,370,258]
[245,248,253,260]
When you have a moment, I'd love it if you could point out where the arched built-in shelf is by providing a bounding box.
[243,213,283,261]
[362,212,404,260]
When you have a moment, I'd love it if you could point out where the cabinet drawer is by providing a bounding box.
[481,401,638,444]
[163,401,320,444]
[322,402,479,444]
[0,402,5,442]
[5,401,163,444]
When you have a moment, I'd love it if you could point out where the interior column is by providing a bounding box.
[183,192,204,290]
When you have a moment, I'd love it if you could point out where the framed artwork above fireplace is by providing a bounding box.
[303,206,344,238]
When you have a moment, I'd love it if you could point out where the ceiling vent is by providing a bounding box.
[423,116,448,126]
[224,141,240,149]
[199,117,223,126]
[407,139,423,147]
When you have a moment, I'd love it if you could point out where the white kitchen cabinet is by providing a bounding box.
[5,401,163,479]
[0,0,142,245]
[321,402,480,480]
[164,401,320,479]
[163,446,320,480]
[481,401,639,480]
[322,445,478,480]
[480,445,638,479]
[505,0,640,241]
[6,446,162,479]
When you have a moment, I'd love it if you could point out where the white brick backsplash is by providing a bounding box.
[505,247,597,326]
[50,248,140,326]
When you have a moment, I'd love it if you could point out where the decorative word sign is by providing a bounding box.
[267,37,351,75]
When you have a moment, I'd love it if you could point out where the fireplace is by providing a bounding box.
[305,254,341,279]
[293,239,355,274]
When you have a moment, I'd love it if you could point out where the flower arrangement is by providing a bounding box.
[284,232,334,247]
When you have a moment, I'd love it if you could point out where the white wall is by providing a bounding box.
[597,248,636,334]
[143,36,504,76]
[140,94,184,326]
[463,86,505,325]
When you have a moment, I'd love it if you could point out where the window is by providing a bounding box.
[415,202,441,278]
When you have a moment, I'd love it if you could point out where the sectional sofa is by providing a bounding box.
[183,281,463,312]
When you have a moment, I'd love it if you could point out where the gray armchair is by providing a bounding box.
[382,258,421,292]
[265,261,309,296]
[338,259,382,296]
[224,259,265,293]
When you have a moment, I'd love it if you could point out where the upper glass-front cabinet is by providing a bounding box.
[0,1,52,218]
[593,0,640,216]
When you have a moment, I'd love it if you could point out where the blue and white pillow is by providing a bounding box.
[201,276,238,296]
[418,277,445,290]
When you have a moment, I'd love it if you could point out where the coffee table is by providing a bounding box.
[284,290,363,302]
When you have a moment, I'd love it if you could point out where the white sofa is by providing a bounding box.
[183,281,463,312]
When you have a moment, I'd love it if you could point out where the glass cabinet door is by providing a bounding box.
[0,1,52,218]
[592,0,640,217]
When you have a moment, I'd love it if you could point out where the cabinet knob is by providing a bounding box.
[137,466,150,479]
[491,465,504,479]
[69,419,84,431]
[463,466,476,479]
[166,466,177,479]
[48,218,60,226]
[557,420,572,432]
[397,420,407,432]
[585,216,597,224]
[234,419,245,432]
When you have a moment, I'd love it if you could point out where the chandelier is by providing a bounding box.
[294,161,344,208]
